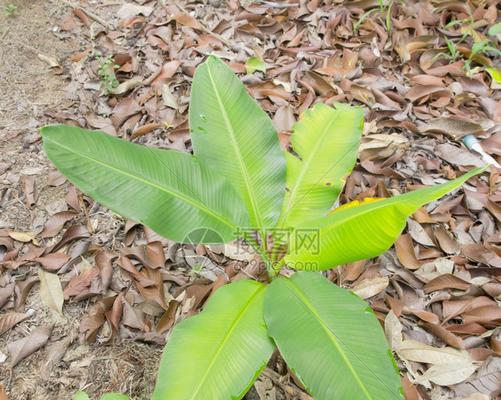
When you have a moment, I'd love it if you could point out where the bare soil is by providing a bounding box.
[0,1,160,399]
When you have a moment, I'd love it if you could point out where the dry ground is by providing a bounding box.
[0,1,500,400]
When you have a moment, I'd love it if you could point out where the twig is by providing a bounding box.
[12,40,60,67]
[259,1,300,8]
[61,0,114,30]
[174,3,233,48]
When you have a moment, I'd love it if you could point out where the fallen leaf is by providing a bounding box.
[384,310,403,349]
[452,357,501,398]
[8,231,35,243]
[116,3,153,19]
[0,312,29,336]
[38,269,64,315]
[351,276,389,299]
[417,361,477,386]
[34,253,70,271]
[397,339,471,364]
[395,234,421,269]
[418,117,483,139]
[7,325,52,367]
[424,274,471,293]
[40,211,76,238]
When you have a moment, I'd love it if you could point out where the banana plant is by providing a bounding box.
[73,391,129,400]
[42,56,485,400]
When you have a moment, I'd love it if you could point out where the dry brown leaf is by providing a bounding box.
[397,339,472,364]
[351,276,389,299]
[424,273,471,293]
[395,234,421,269]
[173,12,202,30]
[384,310,402,349]
[38,268,64,315]
[436,143,484,167]
[421,322,464,349]
[433,226,459,254]
[7,325,52,367]
[0,384,6,400]
[8,231,35,243]
[116,3,153,19]
[50,224,89,252]
[0,312,29,336]
[416,361,477,386]
[34,253,70,271]
[418,117,483,139]
[407,219,434,247]
[63,267,100,299]
[452,357,501,398]
[80,297,114,342]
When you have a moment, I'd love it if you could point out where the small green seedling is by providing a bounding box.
[4,4,17,17]
[42,56,485,400]
[442,18,501,75]
[96,54,119,93]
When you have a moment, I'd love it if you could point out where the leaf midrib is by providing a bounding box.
[205,62,263,228]
[289,177,470,261]
[189,285,265,400]
[279,112,340,227]
[282,278,374,400]
[44,137,235,230]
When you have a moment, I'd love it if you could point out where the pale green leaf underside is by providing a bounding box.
[265,272,402,400]
[279,103,363,228]
[152,280,274,400]
[285,167,486,270]
[190,56,286,228]
[42,125,249,243]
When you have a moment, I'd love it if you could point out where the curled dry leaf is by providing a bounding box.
[384,310,403,349]
[395,233,421,269]
[7,325,52,367]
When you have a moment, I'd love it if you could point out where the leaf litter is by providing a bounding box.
[0,0,500,399]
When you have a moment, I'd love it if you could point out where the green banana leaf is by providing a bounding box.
[41,125,249,243]
[190,56,286,228]
[285,166,486,270]
[279,103,363,228]
[264,272,402,400]
[152,280,274,400]
[100,394,129,400]
[72,392,90,400]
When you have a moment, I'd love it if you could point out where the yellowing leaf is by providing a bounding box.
[332,197,384,214]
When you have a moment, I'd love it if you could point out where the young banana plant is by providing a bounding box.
[42,56,485,400]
